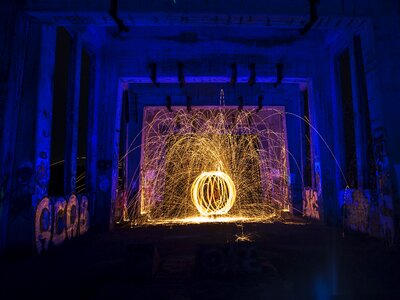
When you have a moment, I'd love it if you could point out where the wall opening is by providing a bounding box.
[76,47,90,194]
[49,27,71,195]
[353,35,376,190]
[136,106,290,224]
[336,49,358,188]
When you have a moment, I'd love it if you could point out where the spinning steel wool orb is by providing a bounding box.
[191,170,236,216]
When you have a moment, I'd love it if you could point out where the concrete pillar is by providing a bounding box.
[33,25,56,206]
[86,51,100,217]
[2,21,55,252]
[94,51,121,230]
[5,21,42,252]
[0,9,29,252]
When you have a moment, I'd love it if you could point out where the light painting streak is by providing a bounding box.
[191,170,236,216]
[130,106,291,225]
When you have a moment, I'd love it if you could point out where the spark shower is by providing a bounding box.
[128,106,291,225]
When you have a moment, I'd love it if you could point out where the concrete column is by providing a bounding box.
[3,21,55,252]
[94,51,121,230]
[86,51,100,217]
[33,25,56,206]
[5,21,43,252]
[0,10,29,251]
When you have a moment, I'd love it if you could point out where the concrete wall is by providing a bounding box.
[1,0,400,252]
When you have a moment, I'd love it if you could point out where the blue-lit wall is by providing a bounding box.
[1,0,400,252]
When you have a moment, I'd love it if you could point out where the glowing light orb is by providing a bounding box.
[191,171,236,216]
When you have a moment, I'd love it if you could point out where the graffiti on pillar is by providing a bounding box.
[9,162,34,224]
[66,195,78,239]
[35,197,53,254]
[315,161,322,197]
[34,195,90,254]
[36,160,48,181]
[52,197,67,246]
[373,131,395,243]
[374,134,391,194]
[115,190,129,222]
[34,159,49,204]
[79,195,90,235]
[344,189,369,233]
[303,187,320,220]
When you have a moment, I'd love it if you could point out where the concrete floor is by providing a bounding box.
[1,219,399,299]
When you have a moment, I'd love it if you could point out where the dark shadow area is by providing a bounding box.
[1,219,399,299]
[49,27,71,195]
